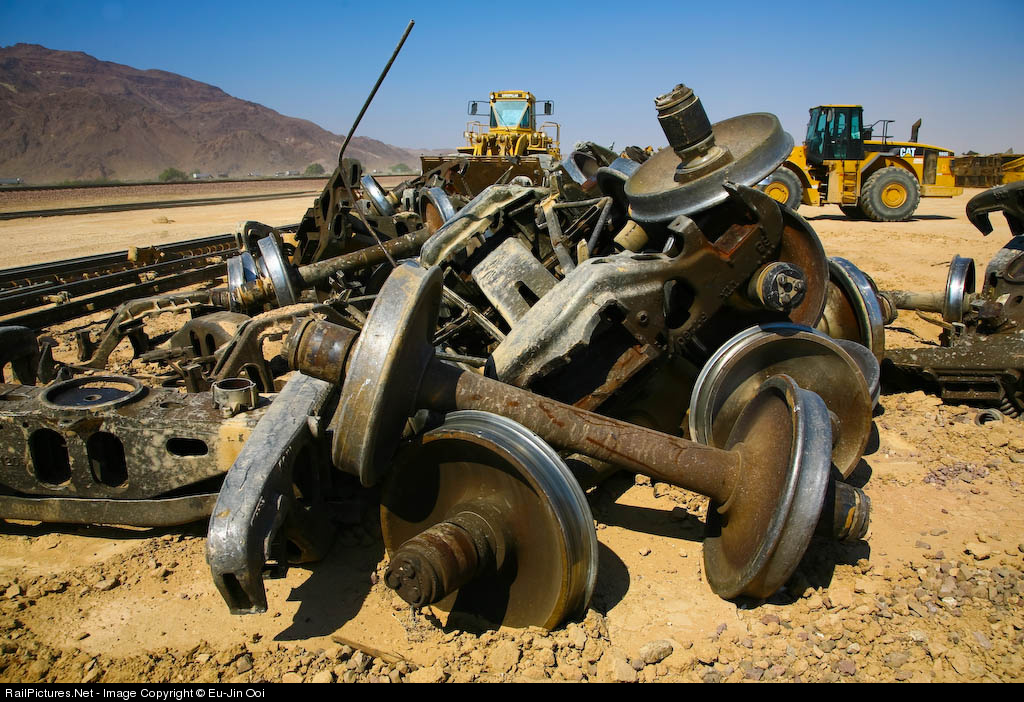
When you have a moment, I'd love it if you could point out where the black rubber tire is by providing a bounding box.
[840,204,867,220]
[859,167,921,222]
[759,167,803,211]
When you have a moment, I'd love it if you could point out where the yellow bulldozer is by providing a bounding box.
[758,105,961,221]
[420,90,561,196]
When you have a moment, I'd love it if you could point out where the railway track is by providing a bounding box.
[0,174,409,194]
[0,232,254,329]
[0,190,321,221]
[0,176,329,193]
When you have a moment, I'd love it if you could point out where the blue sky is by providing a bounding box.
[1,0,1021,154]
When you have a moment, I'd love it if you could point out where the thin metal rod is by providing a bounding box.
[337,19,415,164]
[296,228,432,286]
[343,182,398,268]
[587,197,614,255]
[441,286,505,342]
[552,197,606,210]
[336,19,416,270]
[417,358,741,504]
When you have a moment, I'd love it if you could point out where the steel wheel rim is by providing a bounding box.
[421,187,457,234]
[360,174,395,217]
[625,113,794,222]
[331,263,441,486]
[689,322,872,478]
[703,374,831,599]
[381,410,597,629]
[819,257,886,362]
[943,255,976,323]
[256,235,298,306]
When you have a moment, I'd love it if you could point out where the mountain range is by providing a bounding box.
[0,43,440,183]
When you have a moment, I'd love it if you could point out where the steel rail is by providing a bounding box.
[0,252,229,316]
[0,233,238,289]
[0,190,318,221]
[2,263,226,329]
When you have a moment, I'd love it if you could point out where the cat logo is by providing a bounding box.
[898,147,918,157]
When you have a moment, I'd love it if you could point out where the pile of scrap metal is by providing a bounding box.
[1,83,888,631]
[870,181,1024,418]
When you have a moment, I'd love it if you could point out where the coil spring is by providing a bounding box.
[999,395,1021,419]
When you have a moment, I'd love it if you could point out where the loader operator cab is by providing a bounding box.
[805,105,866,164]
[489,99,532,129]
[460,91,560,160]
[468,93,555,132]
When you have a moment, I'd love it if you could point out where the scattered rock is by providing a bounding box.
[611,656,637,683]
[692,641,719,665]
[519,665,547,680]
[972,631,993,650]
[566,623,587,650]
[348,651,371,673]
[828,585,855,609]
[488,641,520,674]
[27,659,49,680]
[310,670,334,684]
[638,640,673,665]
[964,543,993,561]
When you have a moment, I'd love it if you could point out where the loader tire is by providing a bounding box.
[859,167,921,222]
[840,204,867,220]
[758,166,803,211]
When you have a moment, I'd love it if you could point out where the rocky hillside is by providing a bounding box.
[0,44,434,183]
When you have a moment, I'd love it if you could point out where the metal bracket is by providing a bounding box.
[206,372,336,614]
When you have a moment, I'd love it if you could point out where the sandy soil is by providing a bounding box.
[0,176,408,268]
[1,189,1022,683]
[0,198,314,268]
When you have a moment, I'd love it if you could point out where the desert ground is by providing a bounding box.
[0,176,408,267]
[0,188,1021,683]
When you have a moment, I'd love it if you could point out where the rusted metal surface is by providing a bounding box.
[0,377,264,525]
[487,185,826,410]
[873,184,1024,415]
[381,411,596,628]
[297,263,867,606]
[688,323,874,479]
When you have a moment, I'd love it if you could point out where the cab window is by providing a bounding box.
[832,111,848,159]
[806,108,826,158]
[490,100,530,129]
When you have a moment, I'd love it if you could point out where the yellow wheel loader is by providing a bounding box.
[420,90,561,196]
[758,105,961,221]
